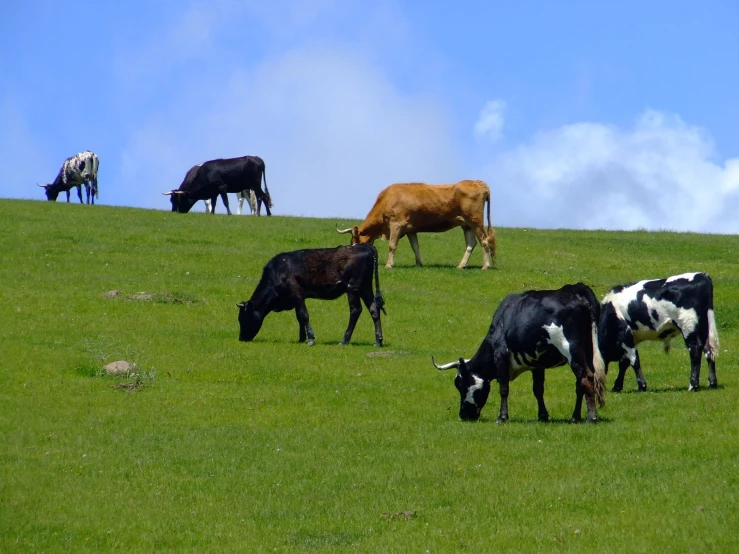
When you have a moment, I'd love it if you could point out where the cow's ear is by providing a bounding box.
[458,358,468,374]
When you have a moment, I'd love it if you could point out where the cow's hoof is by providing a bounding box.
[570,417,583,424]
[496,417,508,424]
[708,381,718,389]
[611,386,623,393]
[538,415,550,423]
[374,341,383,347]
[586,417,598,424]
[637,384,647,392]
[307,339,315,347]
[688,384,699,392]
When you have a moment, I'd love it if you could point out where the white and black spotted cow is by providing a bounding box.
[433,283,606,423]
[599,272,719,392]
[39,150,100,204]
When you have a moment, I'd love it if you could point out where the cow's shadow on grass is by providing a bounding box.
[388,263,495,270]
[617,384,725,394]
[471,416,614,425]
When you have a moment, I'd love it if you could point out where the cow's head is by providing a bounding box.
[38,183,59,201]
[162,190,196,213]
[237,301,264,341]
[433,357,490,421]
[336,225,369,245]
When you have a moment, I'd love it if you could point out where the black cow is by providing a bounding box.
[39,150,100,204]
[599,272,719,392]
[433,283,606,423]
[163,155,272,215]
[237,245,386,346]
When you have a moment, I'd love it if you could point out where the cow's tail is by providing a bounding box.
[93,153,100,199]
[262,163,272,208]
[485,190,497,263]
[706,276,719,361]
[591,318,606,408]
[372,246,386,315]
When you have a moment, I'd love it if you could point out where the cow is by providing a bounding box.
[38,150,100,204]
[433,283,606,423]
[337,180,496,269]
[598,272,719,392]
[237,245,386,346]
[203,189,257,214]
[163,155,272,215]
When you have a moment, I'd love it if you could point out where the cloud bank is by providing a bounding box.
[482,108,739,233]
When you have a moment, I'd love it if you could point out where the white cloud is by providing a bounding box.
[118,44,462,218]
[474,99,506,142]
[483,109,739,233]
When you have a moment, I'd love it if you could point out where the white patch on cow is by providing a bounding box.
[707,309,719,359]
[666,272,698,283]
[631,295,697,344]
[544,323,571,363]
[463,374,484,405]
[602,279,652,323]
[623,344,638,365]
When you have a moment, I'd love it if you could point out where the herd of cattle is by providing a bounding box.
[40,150,721,423]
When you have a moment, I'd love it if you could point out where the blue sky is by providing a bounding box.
[2,0,739,232]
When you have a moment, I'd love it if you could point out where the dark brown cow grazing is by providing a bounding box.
[237,245,385,346]
[337,180,496,269]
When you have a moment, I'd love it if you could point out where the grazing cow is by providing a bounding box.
[599,272,719,392]
[203,190,257,214]
[337,180,496,269]
[237,245,386,346]
[433,283,606,423]
[164,155,272,215]
[38,150,100,204]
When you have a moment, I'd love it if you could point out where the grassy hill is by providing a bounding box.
[1,199,738,552]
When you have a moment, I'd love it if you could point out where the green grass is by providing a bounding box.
[1,199,737,552]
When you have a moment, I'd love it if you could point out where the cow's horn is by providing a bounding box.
[174,190,185,195]
[162,191,173,196]
[431,356,461,371]
[37,183,48,188]
[336,225,353,234]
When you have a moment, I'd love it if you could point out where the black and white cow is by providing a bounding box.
[599,272,719,392]
[433,283,606,423]
[164,155,272,215]
[39,150,100,204]
[238,245,386,346]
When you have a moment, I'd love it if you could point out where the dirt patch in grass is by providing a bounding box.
[122,291,198,304]
[112,379,145,392]
[365,350,411,358]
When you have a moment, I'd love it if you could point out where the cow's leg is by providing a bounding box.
[687,339,703,391]
[295,310,307,343]
[497,374,510,423]
[65,189,71,202]
[570,352,597,423]
[630,349,648,392]
[295,299,315,346]
[220,190,232,215]
[386,227,402,269]
[361,288,383,347]
[254,189,272,216]
[249,190,258,214]
[237,194,244,215]
[532,368,549,422]
[407,233,423,267]
[340,292,363,345]
[475,224,493,270]
[209,196,218,214]
[706,354,718,389]
[84,183,91,204]
[612,357,630,392]
[75,185,83,203]
[458,227,477,269]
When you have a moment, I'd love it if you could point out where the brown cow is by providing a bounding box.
[337,180,496,269]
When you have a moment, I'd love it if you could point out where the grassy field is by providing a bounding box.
[1,198,738,552]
